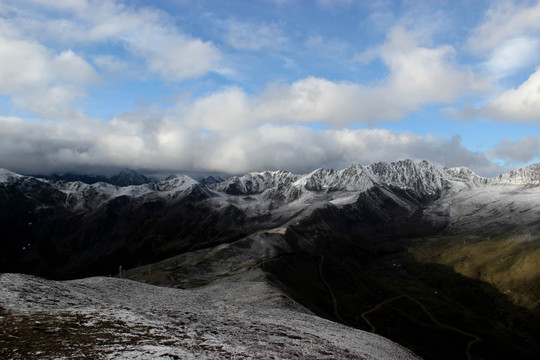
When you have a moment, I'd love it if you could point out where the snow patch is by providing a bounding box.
[0,272,419,359]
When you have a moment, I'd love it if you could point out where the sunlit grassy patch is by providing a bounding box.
[409,235,540,314]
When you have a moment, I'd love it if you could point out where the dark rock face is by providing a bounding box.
[33,169,155,186]
[198,175,225,185]
[109,169,155,186]
[0,175,251,279]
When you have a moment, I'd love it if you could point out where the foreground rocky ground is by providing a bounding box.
[0,270,419,359]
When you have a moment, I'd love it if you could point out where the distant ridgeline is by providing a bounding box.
[32,169,226,187]
[32,169,156,186]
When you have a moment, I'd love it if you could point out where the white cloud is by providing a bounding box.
[0,1,521,178]
[468,1,540,79]
[128,28,220,81]
[491,136,540,164]
[0,0,221,121]
[0,34,98,119]
[477,67,540,121]
[183,27,487,130]
[483,36,540,78]
[12,85,86,120]
[468,1,540,54]
[183,87,251,131]
[0,114,499,176]
[50,49,100,84]
[4,0,221,81]
[0,36,51,93]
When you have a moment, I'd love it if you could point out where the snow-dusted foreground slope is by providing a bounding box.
[0,271,419,360]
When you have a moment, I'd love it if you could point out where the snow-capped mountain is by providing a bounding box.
[211,170,300,195]
[2,159,540,241]
[2,158,538,281]
[489,163,540,186]
[34,168,156,186]
[109,169,155,186]
[2,159,540,359]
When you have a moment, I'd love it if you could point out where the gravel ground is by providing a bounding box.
[0,270,419,359]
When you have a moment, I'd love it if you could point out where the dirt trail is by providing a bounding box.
[318,256,349,326]
[361,294,481,360]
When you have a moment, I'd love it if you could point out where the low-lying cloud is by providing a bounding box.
[0,114,500,177]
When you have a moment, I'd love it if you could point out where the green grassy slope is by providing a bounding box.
[410,235,540,315]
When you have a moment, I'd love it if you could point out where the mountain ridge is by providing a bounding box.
[5,159,540,198]
[30,168,156,187]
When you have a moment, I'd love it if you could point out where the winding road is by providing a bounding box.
[361,294,481,360]
[317,255,480,360]
[318,256,349,326]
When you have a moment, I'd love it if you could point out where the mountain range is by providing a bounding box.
[1,159,540,359]
[32,169,157,186]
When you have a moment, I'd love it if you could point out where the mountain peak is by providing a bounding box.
[0,168,23,183]
[490,163,540,186]
[212,170,299,195]
[109,169,155,187]
[198,175,225,185]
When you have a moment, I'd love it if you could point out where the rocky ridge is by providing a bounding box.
[0,271,419,359]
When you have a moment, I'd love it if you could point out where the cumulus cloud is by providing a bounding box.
[468,1,540,54]
[0,37,99,93]
[470,67,540,122]
[0,34,98,119]
[3,0,221,81]
[491,136,540,164]
[0,114,499,176]
[0,0,221,123]
[376,27,488,103]
[12,85,87,120]
[468,1,540,79]
[127,28,220,81]
[50,50,99,83]
[183,27,488,129]
[483,37,540,78]
[0,36,52,93]
[457,1,540,123]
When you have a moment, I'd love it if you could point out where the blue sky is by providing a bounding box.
[1,0,540,177]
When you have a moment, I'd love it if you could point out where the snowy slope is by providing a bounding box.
[490,163,540,186]
[3,159,539,213]
[0,168,23,183]
[3,160,539,234]
[424,183,540,235]
[0,271,419,360]
[0,171,209,210]
[211,170,300,195]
